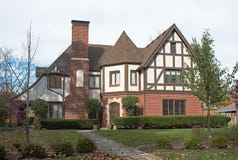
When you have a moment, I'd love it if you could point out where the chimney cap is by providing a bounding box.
[71,20,90,25]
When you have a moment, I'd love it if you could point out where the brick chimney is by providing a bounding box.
[64,20,90,119]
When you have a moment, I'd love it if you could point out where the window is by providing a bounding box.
[89,75,100,88]
[130,70,137,85]
[47,104,63,119]
[76,70,83,87]
[165,70,181,84]
[170,42,176,53]
[49,75,61,89]
[110,71,120,86]
[163,99,185,115]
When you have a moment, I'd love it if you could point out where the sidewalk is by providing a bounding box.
[78,130,157,160]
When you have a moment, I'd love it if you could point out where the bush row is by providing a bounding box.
[40,119,97,129]
[114,115,231,129]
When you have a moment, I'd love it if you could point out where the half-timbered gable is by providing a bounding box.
[139,24,193,92]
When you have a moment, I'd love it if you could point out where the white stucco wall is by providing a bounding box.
[16,76,70,102]
[104,65,125,92]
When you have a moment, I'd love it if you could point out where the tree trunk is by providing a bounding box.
[33,114,41,129]
[207,106,212,139]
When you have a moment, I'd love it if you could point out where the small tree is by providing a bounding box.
[86,99,100,119]
[31,99,48,129]
[182,30,238,138]
[122,96,138,116]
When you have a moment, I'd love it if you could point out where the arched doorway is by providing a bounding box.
[109,102,120,128]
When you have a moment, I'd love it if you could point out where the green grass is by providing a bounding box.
[157,149,238,160]
[95,128,227,147]
[0,129,81,146]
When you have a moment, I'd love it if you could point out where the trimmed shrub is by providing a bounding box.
[0,118,5,127]
[54,142,74,156]
[40,119,97,129]
[76,138,95,153]
[0,144,6,160]
[22,144,47,158]
[210,136,228,148]
[114,115,230,129]
[184,136,203,149]
[156,136,172,149]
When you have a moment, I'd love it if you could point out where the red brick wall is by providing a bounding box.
[143,93,202,116]
[64,21,90,119]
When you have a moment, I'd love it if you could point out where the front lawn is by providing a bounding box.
[0,129,80,146]
[95,128,227,147]
[95,128,238,159]
[157,149,238,160]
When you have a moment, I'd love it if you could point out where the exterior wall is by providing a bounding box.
[145,30,192,92]
[144,92,202,116]
[15,76,70,102]
[104,65,125,92]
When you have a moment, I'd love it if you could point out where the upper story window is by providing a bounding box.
[170,42,176,53]
[130,70,137,85]
[110,71,120,86]
[89,75,100,89]
[49,75,61,89]
[163,99,185,115]
[76,70,83,87]
[165,70,181,84]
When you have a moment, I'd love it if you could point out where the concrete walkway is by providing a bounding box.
[78,130,157,160]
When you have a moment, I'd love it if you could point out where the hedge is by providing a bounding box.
[40,119,97,129]
[113,115,231,129]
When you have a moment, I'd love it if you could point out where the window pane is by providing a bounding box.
[171,43,176,53]
[95,76,100,88]
[169,100,174,115]
[131,71,136,85]
[163,100,168,115]
[175,100,179,114]
[76,70,84,87]
[111,73,115,85]
[116,72,120,85]
[89,76,94,88]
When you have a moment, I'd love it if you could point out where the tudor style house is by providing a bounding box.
[11,20,203,127]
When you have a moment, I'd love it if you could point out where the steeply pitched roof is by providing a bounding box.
[99,31,144,66]
[138,23,192,70]
[89,44,112,71]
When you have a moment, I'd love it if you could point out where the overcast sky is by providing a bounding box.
[0,0,237,77]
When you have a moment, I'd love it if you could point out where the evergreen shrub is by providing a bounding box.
[114,115,230,129]
[76,137,95,153]
[40,119,97,129]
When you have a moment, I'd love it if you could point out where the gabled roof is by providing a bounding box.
[99,31,144,66]
[138,23,192,70]
[36,44,111,77]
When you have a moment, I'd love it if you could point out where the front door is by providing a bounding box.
[109,102,120,127]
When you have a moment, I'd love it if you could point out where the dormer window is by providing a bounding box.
[49,75,61,89]
[170,42,176,53]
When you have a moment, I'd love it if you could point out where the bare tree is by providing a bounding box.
[22,23,39,144]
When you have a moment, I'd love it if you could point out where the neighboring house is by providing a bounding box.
[217,80,238,124]
[11,20,203,127]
